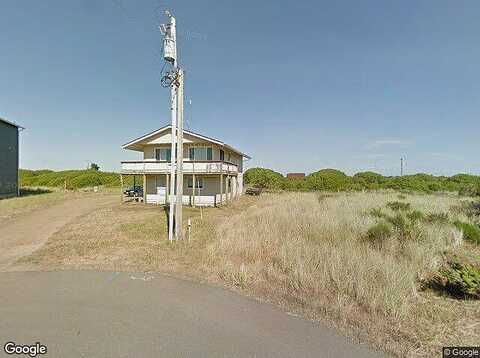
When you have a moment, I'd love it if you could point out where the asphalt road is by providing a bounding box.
[0,271,384,358]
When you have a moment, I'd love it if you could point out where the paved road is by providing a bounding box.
[0,195,117,271]
[0,271,384,358]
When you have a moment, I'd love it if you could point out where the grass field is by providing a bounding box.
[18,191,480,357]
[20,169,140,189]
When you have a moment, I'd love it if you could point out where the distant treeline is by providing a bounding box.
[244,168,480,196]
[20,169,140,189]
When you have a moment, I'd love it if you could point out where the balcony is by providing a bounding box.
[121,160,238,175]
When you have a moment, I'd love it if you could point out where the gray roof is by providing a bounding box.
[0,117,24,129]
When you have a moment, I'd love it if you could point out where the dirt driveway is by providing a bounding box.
[0,194,117,271]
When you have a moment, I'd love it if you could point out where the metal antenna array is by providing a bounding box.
[160,10,184,241]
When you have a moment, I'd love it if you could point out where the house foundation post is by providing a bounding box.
[143,174,147,204]
[192,173,196,207]
[233,176,237,199]
[220,173,224,205]
[120,174,124,204]
[166,173,170,205]
[226,176,230,203]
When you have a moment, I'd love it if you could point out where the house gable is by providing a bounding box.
[122,125,250,159]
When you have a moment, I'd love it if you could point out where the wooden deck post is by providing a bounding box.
[120,174,124,204]
[226,176,230,203]
[143,174,147,204]
[232,176,237,199]
[192,173,196,207]
[220,173,224,205]
[166,173,170,205]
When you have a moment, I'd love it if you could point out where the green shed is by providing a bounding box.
[0,118,23,199]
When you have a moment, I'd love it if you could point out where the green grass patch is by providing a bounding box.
[20,169,141,189]
[425,212,450,224]
[454,221,480,244]
[406,210,425,223]
[386,201,412,212]
[364,222,393,248]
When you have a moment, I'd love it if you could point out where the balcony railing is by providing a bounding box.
[121,160,238,175]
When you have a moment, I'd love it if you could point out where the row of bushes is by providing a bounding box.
[245,168,480,195]
[20,169,140,189]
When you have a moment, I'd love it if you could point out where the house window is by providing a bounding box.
[187,177,203,189]
[155,148,171,161]
[189,147,212,161]
[220,149,224,161]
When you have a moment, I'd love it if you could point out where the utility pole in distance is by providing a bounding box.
[400,157,404,176]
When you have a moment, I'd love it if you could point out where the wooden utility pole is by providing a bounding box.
[175,69,184,240]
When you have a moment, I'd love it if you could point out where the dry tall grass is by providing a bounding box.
[203,192,479,356]
[18,191,479,357]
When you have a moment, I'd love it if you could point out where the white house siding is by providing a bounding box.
[144,174,240,206]
[142,141,243,168]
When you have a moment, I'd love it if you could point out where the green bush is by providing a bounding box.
[387,201,411,211]
[365,222,393,247]
[386,213,423,241]
[305,169,353,191]
[369,208,387,219]
[425,212,449,224]
[407,210,425,223]
[454,221,480,245]
[353,171,386,189]
[432,260,480,299]
[244,168,285,190]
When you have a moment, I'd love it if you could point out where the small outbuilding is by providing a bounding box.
[0,118,24,199]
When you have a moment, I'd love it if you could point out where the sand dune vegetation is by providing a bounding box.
[18,190,480,357]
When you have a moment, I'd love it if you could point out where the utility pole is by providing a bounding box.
[175,69,184,240]
[161,11,184,241]
[400,157,404,176]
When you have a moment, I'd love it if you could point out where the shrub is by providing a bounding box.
[387,201,411,211]
[365,222,393,247]
[244,168,285,190]
[369,208,387,219]
[425,212,449,224]
[454,221,480,245]
[407,210,425,223]
[305,169,353,191]
[386,214,423,241]
[352,171,386,189]
[432,260,480,299]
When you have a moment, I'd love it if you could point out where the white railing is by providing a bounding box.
[121,161,238,175]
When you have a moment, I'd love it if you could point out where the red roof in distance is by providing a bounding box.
[286,173,305,179]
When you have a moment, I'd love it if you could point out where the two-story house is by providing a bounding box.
[121,125,250,206]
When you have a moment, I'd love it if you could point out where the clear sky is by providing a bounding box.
[1,0,479,176]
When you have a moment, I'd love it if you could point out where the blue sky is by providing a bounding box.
[1,0,479,176]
